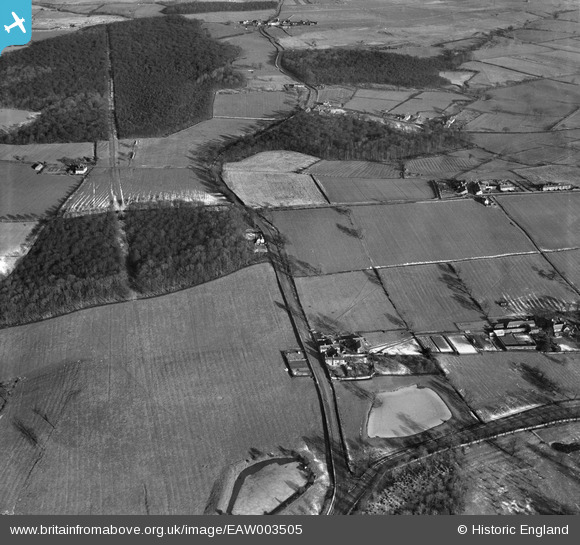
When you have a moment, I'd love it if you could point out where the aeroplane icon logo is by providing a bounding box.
[1,1,31,56]
[4,12,26,33]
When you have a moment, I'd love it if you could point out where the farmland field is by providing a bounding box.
[349,201,536,267]
[222,171,326,208]
[129,118,259,168]
[306,160,400,179]
[343,97,403,115]
[0,162,80,218]
[460,61,536,86]
[496,193,580,251]
[295,270,404,333]
[63,168,223,213]
[0,109,38,132]
[0,222,36,276]
[0,263,323,514]
[378,263,486,333]
[269,208,371,275]
[437,352,580,422]
[213,91,297,119]
[0,142,95,164]
[545,249,580,292]
[512,165,580,186]
[404,155,483,176]
[464,112,560,133]
[223,151,319,173]
[315,176,434,204]
[454,254,579,318]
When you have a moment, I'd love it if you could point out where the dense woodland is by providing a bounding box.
[109,17,244,137]
[0,28,109,143]
[124,204,256,294]
[0,213,128,326]
[361,450,465,515]
[280,49,467,87]
[0,17,243,143]
[162,1,277,14]
[218,111,468,163]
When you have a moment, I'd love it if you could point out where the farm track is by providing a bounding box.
[334,399,580,514]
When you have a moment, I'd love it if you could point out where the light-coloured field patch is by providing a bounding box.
[0,263,322,514]
[295,270,404,333]
[350,201,536,267]
[367,385,451,438]
[213,91,297,119]
[378,263,486,333]
[270,208,371,275]
[0,142,95,164]
[93,3,164,18]
[454,254,579,318]
[465,112,560,133]
[317,86,356,104]
[353,89,414,102]
[545,249,580,292]
[343,96,403,115]
[460,61,537,86]
[0,222,36,276]
[405,154,483,176]
[513,164,580,186]
[483,56,577,78]
[224,151,320,173]
[223,171,326,208]
[184,10,276,24]
[306,160,400,178]
[388,90,468,118]
[496,192,580,251]
[130,118,259,168]
[0,162,80,218]
[440,71,474,86]
[32,9,125,30]
[231,459,309,515]
[470,43,551,62]
[437,352,580,422]
[0,109,39,133]
[315,176,434,203]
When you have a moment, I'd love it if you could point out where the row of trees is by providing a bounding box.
[0,28,109,143]
[0,204,258,326]
[162,2,277,14]
[280,48,466,87]
[108,16,244,138]
[219,111,469,163]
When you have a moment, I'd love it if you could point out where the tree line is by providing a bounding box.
[218,110,469,164]
[0,204,258,327]
[280,48,469,88]
[162,2,277,15]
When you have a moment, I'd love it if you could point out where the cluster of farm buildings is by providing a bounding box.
[283,316,579,380]
[239,17,317,28]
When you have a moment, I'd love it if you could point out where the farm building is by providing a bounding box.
[282,349,312,377]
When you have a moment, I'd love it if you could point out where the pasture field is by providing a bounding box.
[545,249,580,292]
[464,112,559,133]
[349,201,535,267]
[353,89,414,102]
[453,254,579,318]
[552,108,580,130]
[496,193,580,251]
[294,270,403,333]
[183,10,275,24]
[404,154,483,176]
[129,118,259,168]
[437,352,580,422]
[269,208,371,275]
[316,87,355,104]
[93,3,164,18]
[0,142,94,164]
[343,97,402,115]
[0,162,80,218]
[306,160,400,179]
[222,171,326,208]
[460,61,536,86]
[508,146,575,167]
[223,151,319,173]
[388,91,468,118]
[378,263,486,333]
[213,91,297,119]
[462,427,580,515]
[315,176,435,204]
[0,263,323,514]
[512,165,580,186]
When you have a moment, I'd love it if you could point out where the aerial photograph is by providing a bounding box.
[1,0,580,517]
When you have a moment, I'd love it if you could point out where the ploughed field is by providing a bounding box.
[0,263,322,514]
